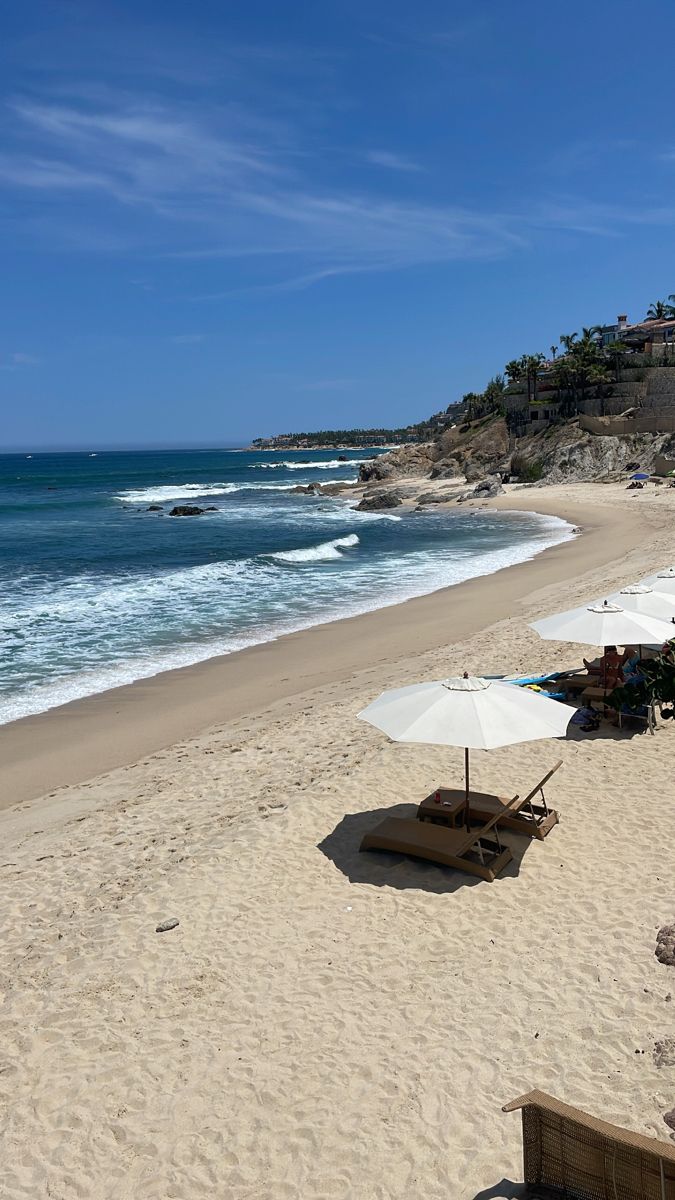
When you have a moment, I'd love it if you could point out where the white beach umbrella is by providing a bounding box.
[641,567,675,597]
[358,674,571,827]
[529,600,675,648]
[605,584,675,623]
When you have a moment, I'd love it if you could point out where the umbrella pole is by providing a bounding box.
[464,747,470,830]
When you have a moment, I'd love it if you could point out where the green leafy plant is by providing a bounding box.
[607,645,675,714]
[511,453,544,481]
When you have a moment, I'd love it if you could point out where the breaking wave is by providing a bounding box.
[253,459,370,470]
[115,481,305,503]
[267,534,360,564]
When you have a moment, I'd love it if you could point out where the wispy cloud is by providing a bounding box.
[3,88,675,299]
[366,150,423,172]
[2,92,533,280]
[364,16,490,53]
[1,352,39,370]
[545,138,637,177]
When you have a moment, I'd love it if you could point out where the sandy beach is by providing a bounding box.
[3,481,675,1199]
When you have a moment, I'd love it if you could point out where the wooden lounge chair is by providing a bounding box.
[503,1088,675,1199]
[359,794,522,882]
[417,761,562,841]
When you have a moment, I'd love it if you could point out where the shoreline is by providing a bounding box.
[4,480,675,1199]
[0,486,652,806]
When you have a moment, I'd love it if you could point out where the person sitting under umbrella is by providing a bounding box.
[583,645,623,687]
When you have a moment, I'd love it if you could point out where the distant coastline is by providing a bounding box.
[247,441,409,451]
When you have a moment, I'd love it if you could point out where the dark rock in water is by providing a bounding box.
[169,505,205,517]
[156,918,180,933]
[204,506,219,511]
[290,483,323,495]
[320,482,354,495]
[147,505,163,511]
[356,490,403,511]
[337,454,348,461]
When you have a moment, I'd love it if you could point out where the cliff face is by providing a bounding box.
[359,415,675,487]
[359,443,434,482]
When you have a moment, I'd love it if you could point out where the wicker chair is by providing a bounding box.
[503,1089,675,1198]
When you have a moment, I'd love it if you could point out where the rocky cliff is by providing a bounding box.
[359,414,675,488]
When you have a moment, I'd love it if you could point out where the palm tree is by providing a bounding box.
[504,359,524,386]
[559,332,578,354]
[604,340,625,383]
[462,391,483,421]
[646,300,670,320]
[550,345,557,360]
[483,374,506,414]
[525,353,546,401]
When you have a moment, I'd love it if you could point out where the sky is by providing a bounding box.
[3,0,675,448]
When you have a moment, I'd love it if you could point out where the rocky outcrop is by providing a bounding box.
[513,429,675,484]
[147,505,163,511]
[359,444,434,482]
[473,475,505,497]
[320,482,358,495]
[429,461,465,480]
[169,505,205,516]
[355,490,403,511]
[432,418,509,481]
[358,415,675,492]
[416,491,456,505]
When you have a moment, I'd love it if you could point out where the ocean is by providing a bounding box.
[0,447,574,725]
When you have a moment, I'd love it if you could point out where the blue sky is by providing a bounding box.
[3,0,675,448]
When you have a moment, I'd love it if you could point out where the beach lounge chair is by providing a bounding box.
[359,794,522,881]
[503,1088,675,1199]
[417,761,562,840]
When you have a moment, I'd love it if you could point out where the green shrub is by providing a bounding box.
[511,453,544,481]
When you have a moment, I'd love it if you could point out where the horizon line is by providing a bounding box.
[1,441,252,454]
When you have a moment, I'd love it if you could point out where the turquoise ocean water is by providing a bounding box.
[0,447,573,724]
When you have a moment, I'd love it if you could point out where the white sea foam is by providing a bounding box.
[115,481,307,503]
[0,510,575,725]
[267,534,360,564]
[115,482,239,503]
[253,459,370,470]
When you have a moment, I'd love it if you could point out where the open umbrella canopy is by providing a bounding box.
[631,472,650,480]
[642,567,675,597]
[605,584,675,622]
[358,675,571,750]
[530,600,675,648]
[358,675,571,827]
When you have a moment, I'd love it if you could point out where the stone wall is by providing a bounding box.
[580,412,675,436]
[644,367,675,405]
